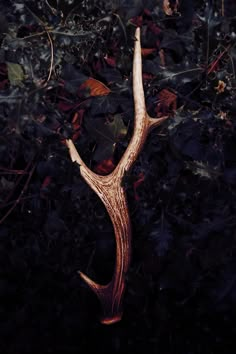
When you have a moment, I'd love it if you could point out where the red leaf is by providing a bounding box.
[58,101,75,112]
[130,15,143,27]
[72,109,84,129]
[72,131,80,142]
[143,8,151,16]
[155,89,177,116]
[147,21,161,35]
[71,109,85,142]
[94,158,115,175]
[42,176,51,189]
[143,73,155,80]
[80,77,111,97]
[141,48,156,57]
[40,176,51,198]
[104,55,116,67]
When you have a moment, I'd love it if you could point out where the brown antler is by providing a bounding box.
[66,27,168,324]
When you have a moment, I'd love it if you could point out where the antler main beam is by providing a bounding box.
[66,27,168,324]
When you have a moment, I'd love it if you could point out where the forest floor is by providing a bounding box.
[0,1,236,353]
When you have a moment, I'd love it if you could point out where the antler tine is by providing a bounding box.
[66,27,168,324]
[116,28,168,173]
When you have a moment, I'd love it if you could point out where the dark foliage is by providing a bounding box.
[1,0,236,353]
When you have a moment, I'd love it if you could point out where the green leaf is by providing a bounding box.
[85,114,128,161]
[7,62,24,87]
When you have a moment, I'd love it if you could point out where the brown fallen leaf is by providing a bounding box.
[156,89,177,115]
[80,77,111,96]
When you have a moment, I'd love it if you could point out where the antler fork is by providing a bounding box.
[66,27,168,324]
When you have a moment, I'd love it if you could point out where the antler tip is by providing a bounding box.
[148,115,169,131]
[78,270,102,292]
[100,313,123,325]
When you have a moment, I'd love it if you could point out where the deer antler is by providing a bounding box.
[66,27,168,324]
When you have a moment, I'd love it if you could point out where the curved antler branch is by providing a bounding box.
[66,27,168,324]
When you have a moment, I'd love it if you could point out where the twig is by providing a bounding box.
[24,4,54,84]
[0,167,28,175]
[222,0,224,16]
[45,31,54,83]
[207,44,231,75]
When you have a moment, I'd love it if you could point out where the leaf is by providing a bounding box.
[156,89,177,115]
[80,78,111,97]
[94,158,115,175]
[85,114,127,162]
[141,48,156,57]
[6,62,24,87]
[104,55,116,67]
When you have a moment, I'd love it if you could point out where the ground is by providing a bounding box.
[0,1,236,353]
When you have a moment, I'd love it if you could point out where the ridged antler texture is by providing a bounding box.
[66,27,168,324]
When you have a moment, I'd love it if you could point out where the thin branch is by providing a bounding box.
[0,167,28,175]
[24,4,54,84]
[45,30,54,83]
[222,0,225,16]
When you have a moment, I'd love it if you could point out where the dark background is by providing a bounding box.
[1,0,236,353]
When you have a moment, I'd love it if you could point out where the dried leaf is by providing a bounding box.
[80,77,111,97]
[94,158,115,175]
[156,89,177,115]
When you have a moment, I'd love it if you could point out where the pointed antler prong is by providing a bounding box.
[66,27,169,324]
[148,115,169,132]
